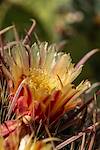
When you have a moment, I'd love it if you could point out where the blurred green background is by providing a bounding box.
[0,0,100,83]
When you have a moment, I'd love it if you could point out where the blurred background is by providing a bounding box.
[0,0,100,83]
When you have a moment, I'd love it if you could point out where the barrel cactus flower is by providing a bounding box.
[2,41,90,124]
[18,135,55,150]
[0,134,54,150]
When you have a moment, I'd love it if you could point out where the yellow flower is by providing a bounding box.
[19,135,54,150]
[0,134,55,150]
[4,42,90,123]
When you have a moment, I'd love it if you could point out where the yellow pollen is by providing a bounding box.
[27,68,57,100]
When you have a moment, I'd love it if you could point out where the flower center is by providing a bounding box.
[27,68,57,100]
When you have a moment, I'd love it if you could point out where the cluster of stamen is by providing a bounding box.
[27,68,57,100]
